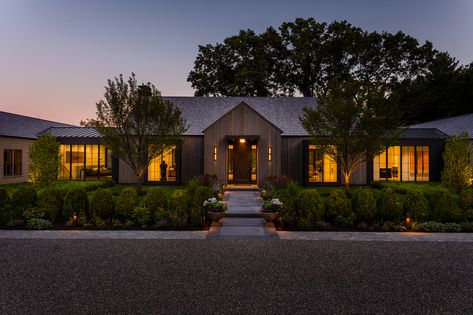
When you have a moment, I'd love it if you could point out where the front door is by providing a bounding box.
[234,141,251,183]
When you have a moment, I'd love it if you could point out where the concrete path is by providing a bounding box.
[279,231,473,242]
[0,230,208,239]
[207,190,279,239]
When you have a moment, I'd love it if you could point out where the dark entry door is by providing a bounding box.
[234,142,251,183]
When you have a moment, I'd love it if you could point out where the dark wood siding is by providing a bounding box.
[281,136,307,184]
[204,102,281,186]
[181,136,204,183]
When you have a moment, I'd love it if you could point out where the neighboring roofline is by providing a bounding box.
[0,111,76,127]
[0,134,37,140]
[202,101,283,134]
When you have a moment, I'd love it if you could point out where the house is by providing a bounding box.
[1,97,459,186]
[0,111,72,184]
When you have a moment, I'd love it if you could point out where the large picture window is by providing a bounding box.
[308,145,337,183]
[3,149,22,176]
[148,146,177,182]
[59,144,112,180]
[374,146,429,182]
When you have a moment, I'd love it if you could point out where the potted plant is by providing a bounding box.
[261,198,283,223]
[203,197,227,222]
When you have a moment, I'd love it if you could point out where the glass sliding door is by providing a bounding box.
[308,145,337,183]
[148,146,177,182]
[374,145,429,182]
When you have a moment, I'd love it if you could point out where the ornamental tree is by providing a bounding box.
[300,78,402,195]
[29,133,61,186]
[441,132,473,193]
[83,73,188,193]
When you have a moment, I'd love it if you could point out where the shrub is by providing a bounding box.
[189,186,214,226]
[417,221,462,233]
[153,207,170,223]
[325,189,353,225]
[90,189,115,220]
[352,189,376,223]
[274,185,300,226]
[403,191,429,223]
[23,207,48,220]
[459,190,473,211]
[169,189,190,228]
[0,188,11,225]
[441,132,472,193]
[376,188,402,223]
[63,187,88,220]
[143,187,168,212]
[11,186,38,220]
[26,218,53,230]
[132,206,151,226]
[297,190,324,228]
[428,190,462,222]
[29,133,61,186]
[268,176,289,190]
[115,187,138,220]
[38,187,63,223]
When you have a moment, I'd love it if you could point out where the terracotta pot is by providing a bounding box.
[206,211,225,222]
[260,211,279,223]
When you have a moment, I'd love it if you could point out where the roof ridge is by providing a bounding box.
[0,111,74,126]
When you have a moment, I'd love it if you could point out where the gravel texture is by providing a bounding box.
[1,239,472,314]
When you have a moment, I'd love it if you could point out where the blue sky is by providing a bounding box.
[1,0,472,124]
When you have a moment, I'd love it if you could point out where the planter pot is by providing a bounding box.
[260,211,279,223]
[206,211,225,222]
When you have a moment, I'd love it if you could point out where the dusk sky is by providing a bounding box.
[1,0,472,125]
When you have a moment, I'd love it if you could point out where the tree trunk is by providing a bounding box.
[344,173,351,197]
[136,175,143,195]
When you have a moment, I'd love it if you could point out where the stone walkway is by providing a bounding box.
[279,231,473,242]
[207,190,279,239]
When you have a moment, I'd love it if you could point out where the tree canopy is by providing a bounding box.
[188,17,472,123]
[29,133,61,186]
[83,73,188,193]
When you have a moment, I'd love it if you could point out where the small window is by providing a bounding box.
[3,149,22,176]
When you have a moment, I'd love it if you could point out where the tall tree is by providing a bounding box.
[300,79,402,195]
[83,73,188,193]
[441,132,472,193]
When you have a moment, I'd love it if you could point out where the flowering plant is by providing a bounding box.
[261,198,284,213]
[203,197,227,213]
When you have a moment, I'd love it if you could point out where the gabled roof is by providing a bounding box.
[42,127,101,138]
[409,113,473,138]
[0,111,74,139]
[162,97,316,136]
[203,101,283,133]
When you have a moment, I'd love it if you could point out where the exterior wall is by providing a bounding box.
[281,136,307,184]
[180,136,204,183]
[0,136,33,185]
[341,160,367,185]
[118,159,136,184]
[204,103,281,186]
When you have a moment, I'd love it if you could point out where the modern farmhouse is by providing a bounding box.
[2,97,470,186]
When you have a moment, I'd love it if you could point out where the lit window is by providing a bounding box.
[148,146,177,182]
[3,149,22,176]
[239,138,246,143]
[308,145,337,183]
[374,146,429,182]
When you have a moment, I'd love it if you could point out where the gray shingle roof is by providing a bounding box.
[409,113,473,138]
[401,128,448,139]
[0,111,73,139]
[43,127,101,138]
[162,97,316,136]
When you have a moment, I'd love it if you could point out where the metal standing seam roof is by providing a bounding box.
[0,111,74,139]
[401,128,449,139]
[409,113,473,138]
[41,127,101,138]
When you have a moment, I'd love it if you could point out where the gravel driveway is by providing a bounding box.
[1,239,472,314]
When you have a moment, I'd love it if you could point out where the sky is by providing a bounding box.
[1,0,472,125]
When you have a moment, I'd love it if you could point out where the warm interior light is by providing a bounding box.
[239,138,246,143]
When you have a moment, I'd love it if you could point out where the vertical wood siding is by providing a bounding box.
[203,103,282,186]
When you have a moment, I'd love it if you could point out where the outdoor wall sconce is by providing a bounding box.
[213,146,218,161]
[268,146,272,161]
[239,138,246,143]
